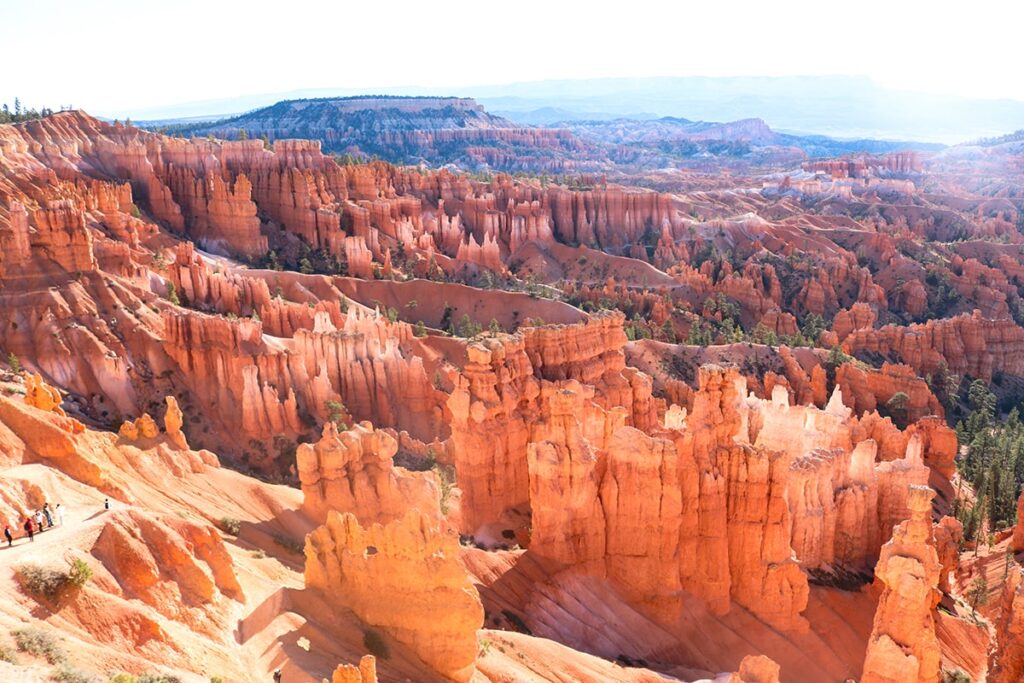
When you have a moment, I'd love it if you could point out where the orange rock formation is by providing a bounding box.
[325,656,378,683]
[304,509,484,682]
[861,485,942,683]
[296,420,438,525]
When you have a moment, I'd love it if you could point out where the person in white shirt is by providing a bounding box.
[55,503,65,527]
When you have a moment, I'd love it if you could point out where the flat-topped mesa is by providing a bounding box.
[861,485,942,683]
[296,421,439,525]
[188,97,588,174]
[269,96,485,115]
[304,510,483,683]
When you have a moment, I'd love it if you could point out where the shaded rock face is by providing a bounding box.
[861,486,941,683]
[304,510,483,682]
[296,420,439,525]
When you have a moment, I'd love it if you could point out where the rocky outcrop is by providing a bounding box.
[163,395,188,450]
[933,516,962,595]
[861,486,941,683]
[296,421,439,525]
[23,373,66,415]
[325,656,378,683]
[119,413,159,441]
[730,655,782,683]
[305,510,483,682]
[90,510,243,633]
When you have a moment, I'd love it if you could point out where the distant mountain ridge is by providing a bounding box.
[159,96,594,173]
[150,95,941,174]
[118,76,1024,144]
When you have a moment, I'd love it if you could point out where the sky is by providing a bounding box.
[3,0,1022,117]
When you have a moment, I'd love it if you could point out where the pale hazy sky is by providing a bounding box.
[3,0,1022,115]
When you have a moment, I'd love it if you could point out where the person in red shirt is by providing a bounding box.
[23,516,34,542]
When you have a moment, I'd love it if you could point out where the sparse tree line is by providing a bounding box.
[954,378,1024,543]
[0,99,71,124]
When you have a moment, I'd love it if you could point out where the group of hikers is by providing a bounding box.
[3,502,65,547]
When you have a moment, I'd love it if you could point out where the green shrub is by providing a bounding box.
[325,399,348,430]
[67,558,93,588]
[0,643,16,663]
[210,677,226,683]
[363,629,390,660]
[219,517,241,536]
[13,627,66,664]
[52,665,96,683]
[137,675,182,683]
[271,533,304,555]
[16,565,67,599]
[15,558,91,600]
[107,675,136,683]
[942,670,971,683]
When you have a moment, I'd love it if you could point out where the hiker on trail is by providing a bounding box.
[104,498,110,511]
[43,503,53,529]
[33,509,44,531]
[55,503,65,527]
[273,670,282,683]
[23,516,34,542]
[4,524,12,547]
